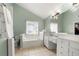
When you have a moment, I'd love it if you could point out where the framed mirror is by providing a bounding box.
[75,22,79,35]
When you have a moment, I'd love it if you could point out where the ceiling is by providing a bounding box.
[17,3,71,19]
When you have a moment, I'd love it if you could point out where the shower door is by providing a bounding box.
[0,5,8,56]
[0,4,15,56]
[3,4,15,56]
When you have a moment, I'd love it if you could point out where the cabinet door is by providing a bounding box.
[69,48,79,56]
[72,49,79,56]
[70,41,79,49]
[57,39,69,56]
[61,39,69,52]
[57,39,62,56]
[69,41,79,56]
[61,48,69,56]
[44,36,49,47]
[69,47,73,56]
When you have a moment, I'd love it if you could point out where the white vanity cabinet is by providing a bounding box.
[57,35,79,56]
[44,33,79,56]
[57,38,69,56]
[44,35,57,49]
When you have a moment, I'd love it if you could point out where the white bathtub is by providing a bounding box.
[20,34,43,48]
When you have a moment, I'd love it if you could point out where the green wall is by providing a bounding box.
[57,13,64,32]
[61,9,79,34]
[44,16,51,32]
[13,4,44,36]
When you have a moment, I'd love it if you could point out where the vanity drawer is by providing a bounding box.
[61,39,69,45]
[57,39,69,56]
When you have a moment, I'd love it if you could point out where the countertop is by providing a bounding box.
[53,33,79,43]
[45,32,79,43]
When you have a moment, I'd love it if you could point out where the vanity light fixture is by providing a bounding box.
[72,3,79,6]
[70,3,79,12]
[52,12,60,20]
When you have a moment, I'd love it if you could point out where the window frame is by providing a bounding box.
[50,22,58,33]
[26,21,39,35]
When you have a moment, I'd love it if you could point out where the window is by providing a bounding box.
[26,21,38,35]
[50,23,58,33]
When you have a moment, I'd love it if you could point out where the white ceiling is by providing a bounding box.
[17,3,70,19]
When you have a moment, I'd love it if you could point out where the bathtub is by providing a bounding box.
[20,34,43,48]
